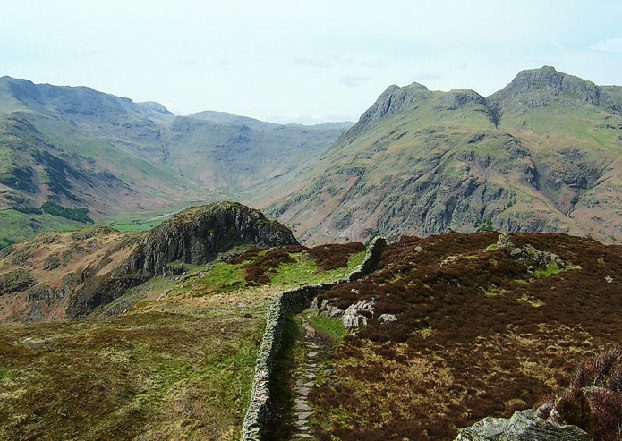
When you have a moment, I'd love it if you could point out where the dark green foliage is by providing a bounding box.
[475,216,494,232]
[13,206,43,215]
[41,201,93,224]
[486,101,503,128]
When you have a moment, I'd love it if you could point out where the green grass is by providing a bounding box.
[533,262,569,277]
[270,250,366,288]
[0,308,264,441]
[101,210,182,232]
[303,309,347,341]
[192,261,246,296]
[0,209,86,250]
[0,367,11,380]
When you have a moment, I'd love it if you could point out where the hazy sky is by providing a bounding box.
[1,0,621,123]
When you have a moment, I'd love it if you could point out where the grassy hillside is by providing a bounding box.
[267,67,622,245]
[0,209,87,249]
[0,227,366,440]
[0,76,349,244]
[0,111,206,219]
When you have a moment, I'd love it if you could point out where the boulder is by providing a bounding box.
[454,409,591,441]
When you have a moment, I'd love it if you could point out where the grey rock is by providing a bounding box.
[379,313,397,324]
[241,237,387,441]
[295,402,311,412]
[342,299,374,328]
[454,409,591,441]
[492,66,600,106]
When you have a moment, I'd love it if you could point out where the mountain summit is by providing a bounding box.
[490,65,601,105]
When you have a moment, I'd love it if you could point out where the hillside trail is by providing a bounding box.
[290,315,330,440]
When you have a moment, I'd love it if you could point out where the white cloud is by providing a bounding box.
[590,37,622,54]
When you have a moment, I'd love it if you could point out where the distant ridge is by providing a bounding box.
[0,76,350,247]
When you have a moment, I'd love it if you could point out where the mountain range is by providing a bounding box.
[267,66,622,244]
[2,66,622,440]
[1,66,622,247]
[0,75,349,215]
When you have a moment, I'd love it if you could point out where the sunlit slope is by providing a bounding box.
[268,67,622,244]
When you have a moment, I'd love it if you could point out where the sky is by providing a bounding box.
[0,0,621,124]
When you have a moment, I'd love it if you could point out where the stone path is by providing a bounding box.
[291,316,325,439]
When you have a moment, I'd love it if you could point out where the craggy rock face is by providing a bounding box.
[124,201,299,278]
[0,201,299,321]
[64,201,299,318]
[454,410,590,441]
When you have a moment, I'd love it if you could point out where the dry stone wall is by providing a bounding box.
[241,237,386,441]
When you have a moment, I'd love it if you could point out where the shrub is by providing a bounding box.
[554,348,622,440]
[41,201,93,224]
[308,242,365,270]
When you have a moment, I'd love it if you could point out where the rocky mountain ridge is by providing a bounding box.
[268,66,622,245]
[0,76,350,223]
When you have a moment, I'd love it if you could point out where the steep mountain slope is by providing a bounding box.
[164,114,350,199]
[268,67,622,244]
[0,76,349,245]
[0,111,198,216]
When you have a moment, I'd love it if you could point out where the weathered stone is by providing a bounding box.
[241,237,387,440]
[379,313,397,324]
[0,268,35,294]
[342,299,374,328]
[295,402,311,412]
[454,409,591,441]
[296,387,311,396]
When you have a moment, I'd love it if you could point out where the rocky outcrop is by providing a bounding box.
[67,202,298,318]
[0,268,34,294]
[241,236,386,441]
[496,232,570,272]
[491,65,600,105]
[454,409,591,441]
[124,201,299,277]
[340,82,431,141]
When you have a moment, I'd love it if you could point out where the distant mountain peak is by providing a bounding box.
[405,81,429,90]
[341,81,432,140]
[494,65,600,104]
